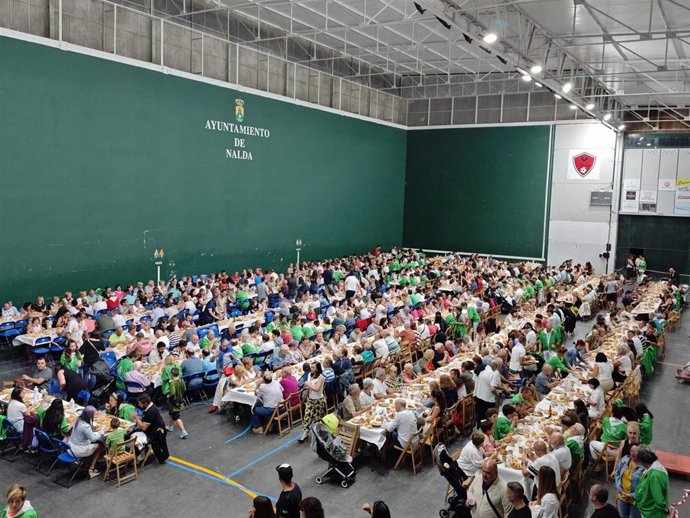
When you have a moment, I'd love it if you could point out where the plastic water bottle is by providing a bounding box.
[69,398,76,411]
[33,387,40,405]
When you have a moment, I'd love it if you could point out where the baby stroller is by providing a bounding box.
[435,444,471,518]
[309,422,356,488]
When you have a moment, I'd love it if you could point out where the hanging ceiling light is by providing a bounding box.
[562,82,572,93]
[521,74,532,82]
[554,93,562,100]
[534,82,543,88]
[482,33,498,44]
[530,65,542,74]
[618,124,626,130]
[603,113,612,121]
[585,103,595,111]
[569,104,578,110]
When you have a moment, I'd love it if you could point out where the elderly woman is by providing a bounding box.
[2,484,38,518]
[402,362,417,383]
[384,364,404,390]
[68,406,106,478]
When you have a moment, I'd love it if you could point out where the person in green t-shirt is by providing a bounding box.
[106,392,137,422]
[491,404,519,441]
[104,417,126,453]
[546,347,573,377]
[635,404,654,445]
[166,367,189,439]
[37,399,70,438]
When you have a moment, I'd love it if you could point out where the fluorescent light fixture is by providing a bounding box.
[603,113,612,121]
[618,124,626,130]
[521,74,532,82]
[483,33,498,44]
[562,82,572,93]
[530,65,542,74]
[534,82,543,88]
[569,104,578,110]
[554,93,562,100]
[585,103,595,110]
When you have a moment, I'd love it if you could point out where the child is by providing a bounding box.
[493,404,518,441]
[166,367,189,439]
[105,418,126,453]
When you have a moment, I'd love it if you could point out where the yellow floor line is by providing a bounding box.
[168,456,258,499]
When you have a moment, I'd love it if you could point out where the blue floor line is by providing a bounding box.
[225,434,302,479]
[224,425,251,444]
[167,459,277,503]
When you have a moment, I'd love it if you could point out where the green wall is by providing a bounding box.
[617,215,690,277]
[0,36,406,303]
[403,126,553,259]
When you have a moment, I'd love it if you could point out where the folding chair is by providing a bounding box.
[337,420,360,459]
[287,392,303,429]
[459,395,476,436]
[52,440,89,488]
[263,399,291,437]
[393,430,424,475]
[103,437,138,486]
[182,372,207,404]
[34,430,61,475]
[0,419,23,461]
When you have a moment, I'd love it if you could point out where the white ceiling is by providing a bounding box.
[216,0,690,124]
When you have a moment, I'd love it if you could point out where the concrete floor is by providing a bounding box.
[1,314,689,518]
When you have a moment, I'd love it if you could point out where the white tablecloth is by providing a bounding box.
[13,331,58,347]
[222,387,257,406]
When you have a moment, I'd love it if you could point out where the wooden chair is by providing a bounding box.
[103,437,138,487]
[421,419,439,463]
[568,458,585,500]
[264,399,291,437]
[287,392,303,429]
[459,395,476,436]
[337,420,360,459]
[558,471,571,518]
[443,401,460,443]
[393,430,424,475]
[595,441,618,480]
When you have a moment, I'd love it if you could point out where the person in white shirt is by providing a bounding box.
[112,311,126,329]
[344,273,361,299]
[250,372,284,433]
[522,440,561,488]
[2,302,21,318]
[586,378,606,419]
[548,431,572,476]
[457,432,486,477]
[67,313,87,347]
[372,368,394,399]
[474,360,500,424]
[372,337,389,359]
[384,399,419,448]
[359,379,376,406]
[509,339,526,375]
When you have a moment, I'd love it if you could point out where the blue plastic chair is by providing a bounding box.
[13,319,29,334]
[124,380,149,397]
[0,419,23,461]
[76,390,91,406]
[50,336,67,355]
[0,322,18,341]
[138,315,152,323]
[182,372,207,404]
[202,371,219,396]
[52,440,88,488]
[101,329,115,339]
[101,351,116,368]
[34,429,61,475]
[32,336,52,357]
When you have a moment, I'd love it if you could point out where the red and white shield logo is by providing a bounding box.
[572,152,596,177]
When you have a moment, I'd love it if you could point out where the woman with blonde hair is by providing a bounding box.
[2,484,38,518]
